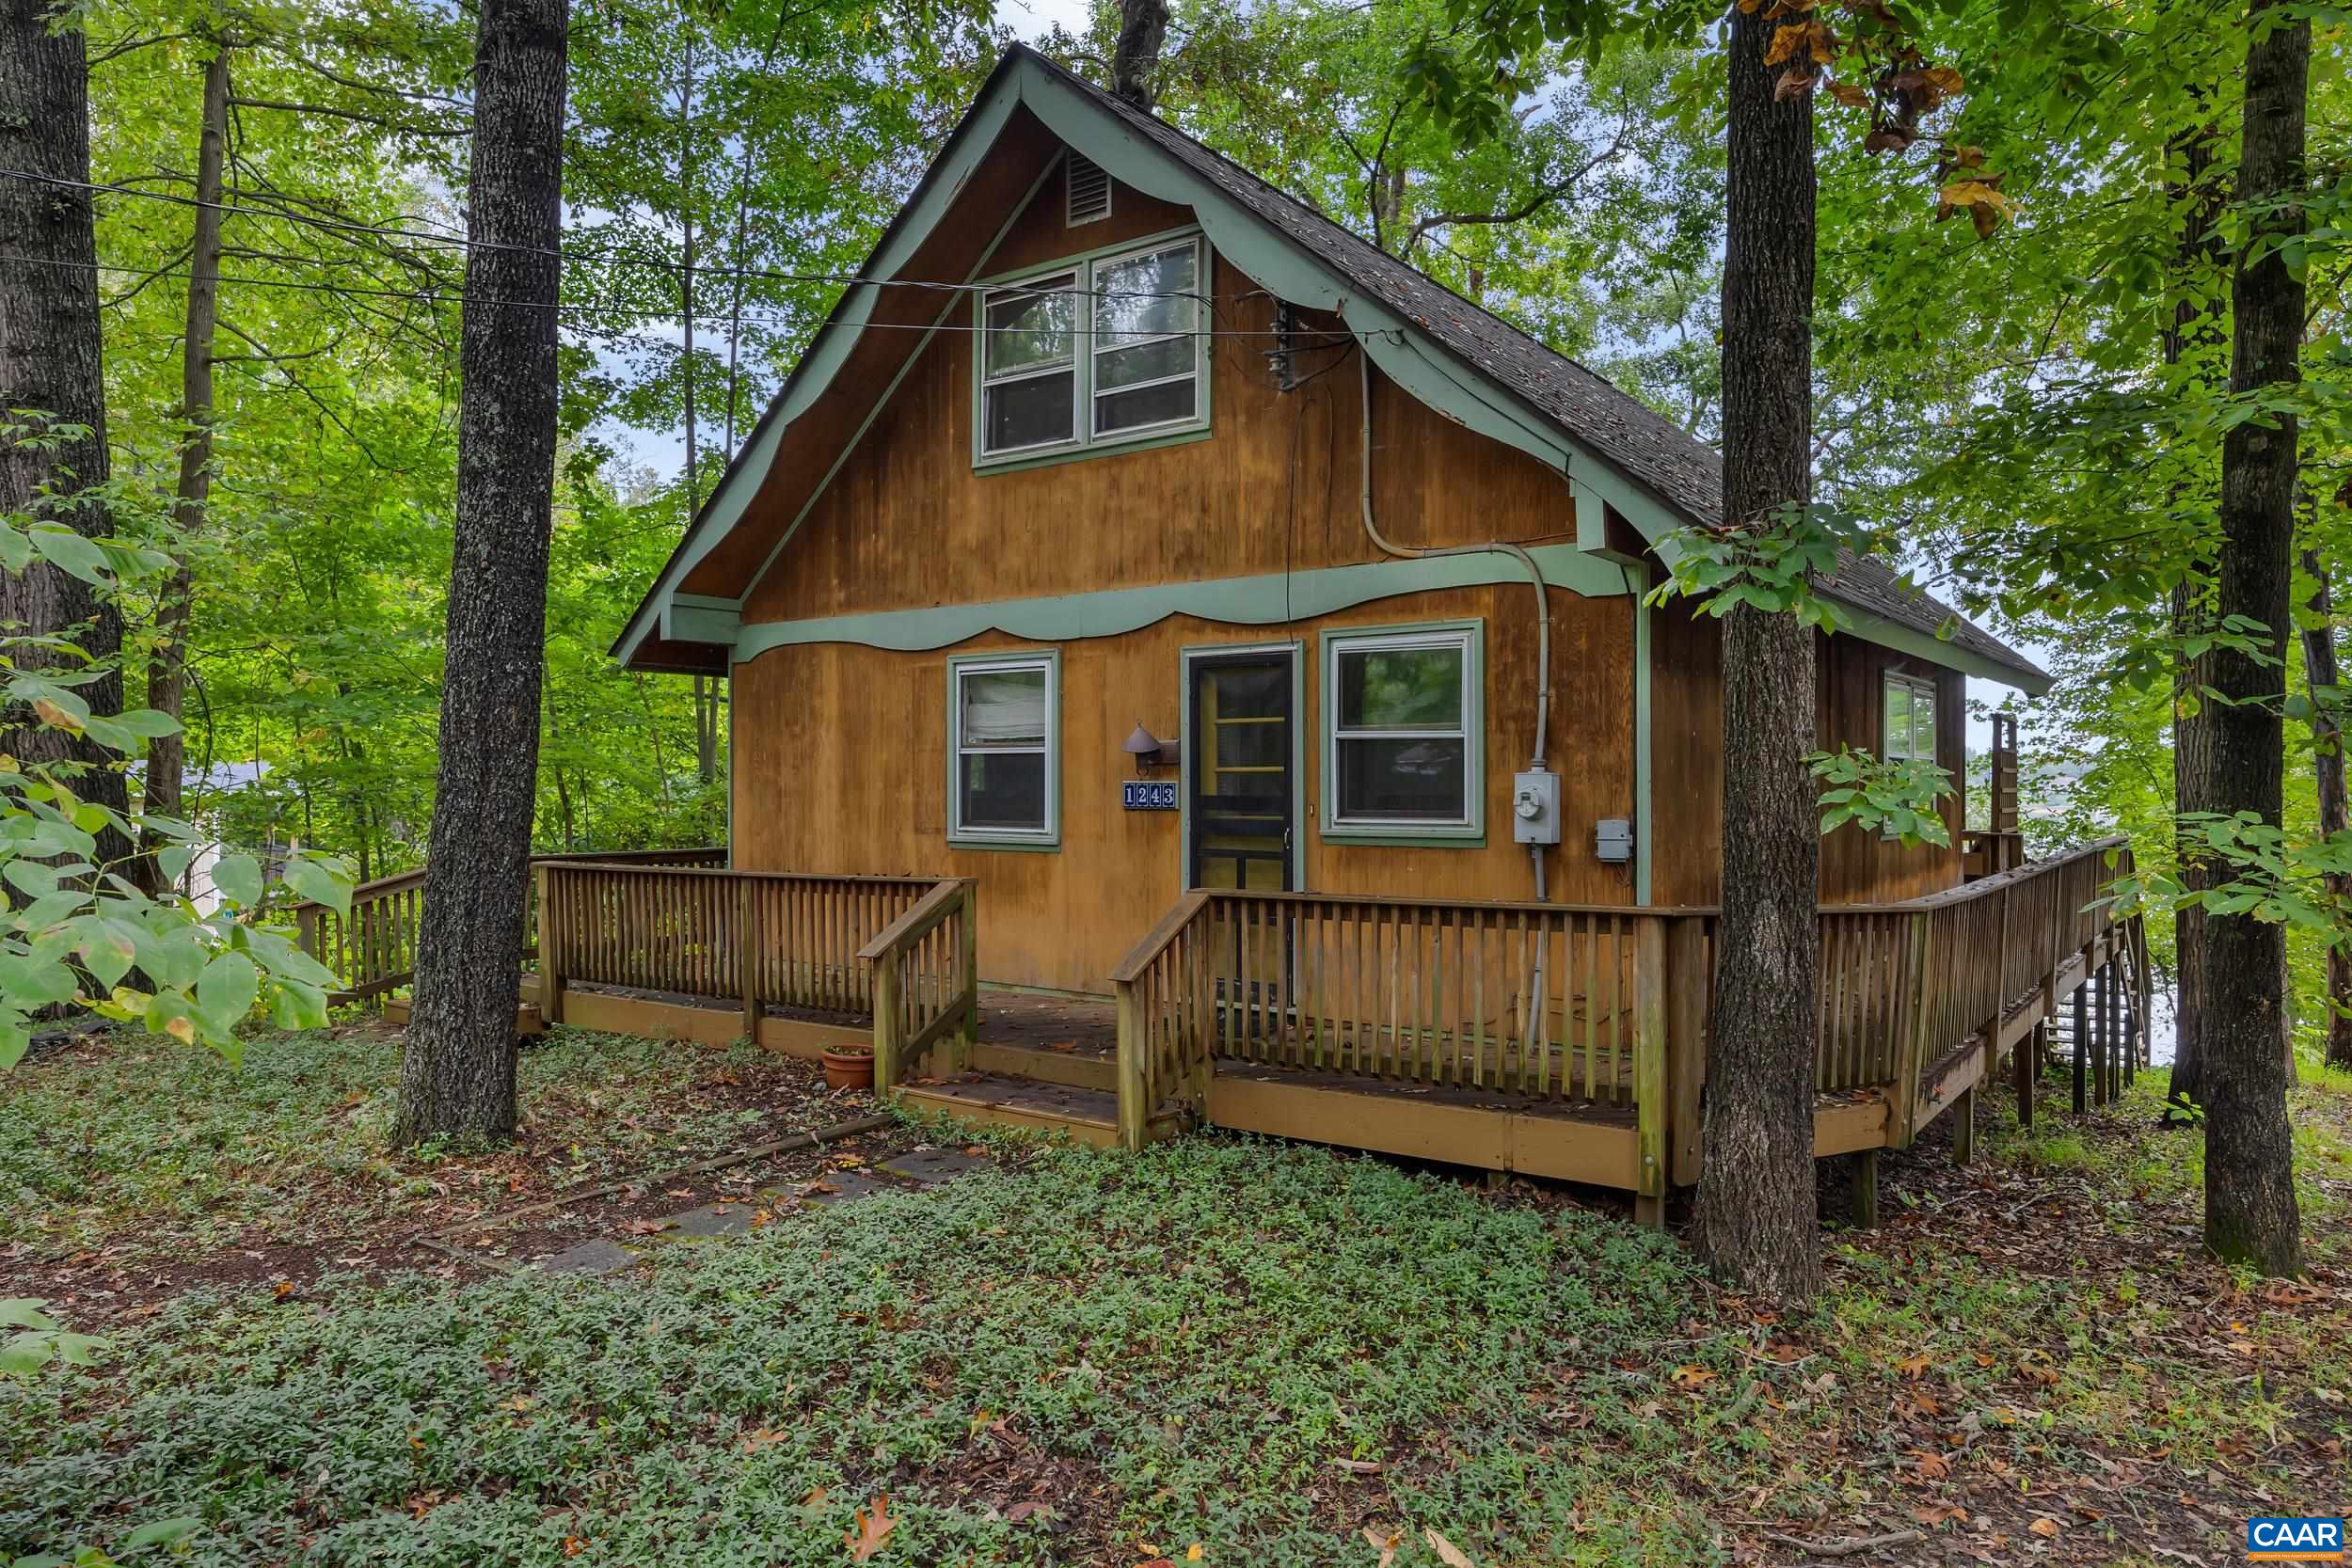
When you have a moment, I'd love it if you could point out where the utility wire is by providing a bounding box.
[0,167,1220,306]
[4,250,1339,340]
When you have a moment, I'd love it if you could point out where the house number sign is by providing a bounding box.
[1122,781,1178,811]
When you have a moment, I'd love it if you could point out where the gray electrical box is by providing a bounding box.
[1596,816,1633,864]
[1510,768,1561,845]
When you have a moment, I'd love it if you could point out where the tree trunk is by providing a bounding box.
[0,0,138,871]
[1110,0,1168,109]
[2201,0,2307,1274]
[141,40,231,849]
[2164,99,2227,1108]
[2311,539,2352,1073]
[1695,0,1820,1306]
[394,0,568,1146]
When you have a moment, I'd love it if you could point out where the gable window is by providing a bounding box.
[1322,624,1484,842]
[1883,672,1938,764]
[948,652,1059,848]
[976,232,1206,466]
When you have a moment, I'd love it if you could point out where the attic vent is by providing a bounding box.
[1066,153,1111,227]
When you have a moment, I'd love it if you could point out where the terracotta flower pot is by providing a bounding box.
[821,1048,876,1092]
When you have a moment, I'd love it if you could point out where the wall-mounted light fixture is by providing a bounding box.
[1122,721,1178,774]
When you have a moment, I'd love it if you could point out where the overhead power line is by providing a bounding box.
[0,167,1222,306]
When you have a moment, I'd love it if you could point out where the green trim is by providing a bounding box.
[970,424,1209,476]
[1179,640,1307,891]
[946,646,1063,851]
[1318,619,1486,847]
[612,71,1031,670]
[1628,562,1653,904]
[971,227,1212,472]
[732,545,1626,662]
[1839,612,2053,697]
[733,155,1065,619]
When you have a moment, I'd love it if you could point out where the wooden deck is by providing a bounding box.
[305,839,2153,1225]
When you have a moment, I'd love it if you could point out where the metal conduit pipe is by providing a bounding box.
[1354,349,1554,902]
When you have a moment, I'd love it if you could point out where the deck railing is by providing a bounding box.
[857,879,978,1090]
[536,863,949,1036]
[293,847,728,1000]
[1113,837,2146,1180]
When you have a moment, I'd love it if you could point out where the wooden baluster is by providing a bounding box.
[1632,916,1667,1226]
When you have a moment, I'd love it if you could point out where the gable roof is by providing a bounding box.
[614,42,2048,696]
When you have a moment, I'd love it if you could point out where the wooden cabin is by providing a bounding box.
[316,46,2149,1218]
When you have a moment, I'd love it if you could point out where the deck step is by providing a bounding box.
[895,1073,1131,1148]
[966,1038,1117,1092]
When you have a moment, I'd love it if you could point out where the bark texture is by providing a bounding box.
[1111,0,1168,109]
[2311,536,2352,1073]
[2201,0,2308,1274]
[2164,104,2227,1108]
[393,0,569,1146]
[0,0,137,868]
[1695,3,1821,1306]
[141,41,231,865]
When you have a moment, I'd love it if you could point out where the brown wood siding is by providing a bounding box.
[739,177,1577,626]
[730,582,1637,993]
[1647,608,1964,905]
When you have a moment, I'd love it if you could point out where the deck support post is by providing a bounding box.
[2071,958,2088,1115]
[2016,1021,2039,1128]
[1851,1148,1880,1229]
[1114,981,1147,1151]
[737,879,759,1044]
[537,865,564,1026]
[1631,916,1668,1220]
[1952,1085,1975,1165]
[1664,916,1708,1187]
[950,881,979,1074]
[873,956,903,1094]
[2095,954,2113,1106]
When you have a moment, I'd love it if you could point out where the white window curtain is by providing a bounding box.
[960,670,1046,746]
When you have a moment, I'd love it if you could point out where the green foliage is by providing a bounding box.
[2,426,356,1069]
[2111,813,2352,947]
[1645,501,1889,634]
[1809,744,1956,847]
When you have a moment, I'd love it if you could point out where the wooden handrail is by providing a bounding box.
[1106,889,1212,984]
[545,861,924,886]
[857,878,973,961]
[289,847,728,916]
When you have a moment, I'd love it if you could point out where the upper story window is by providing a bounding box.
[976,231,1207,467]
[1883,672,1938,764]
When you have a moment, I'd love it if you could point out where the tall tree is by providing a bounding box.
[0,0,139,869]
[2201,0,2308,1272]
[1111,0,1168,108]
[393,0,569,1145]
[1693,0,1820,1303]
[139,33,232,873]
[2296,540,2352,1072]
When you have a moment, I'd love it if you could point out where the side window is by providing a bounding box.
[1882,673,1938,764]
[979,274,1078,456]
[948,653,1059,848]
[1323,625,1483,842]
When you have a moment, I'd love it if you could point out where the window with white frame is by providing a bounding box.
[1883,673,1938,764]
[949,653,1058,846]
[1325,626,1481,836]
[977,233,1205,463]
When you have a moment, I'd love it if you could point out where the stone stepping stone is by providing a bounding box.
[666,1203,758,1240]
[535,1238,641,1276]
[764,1168,898,1208]
[878,1148,994,1186]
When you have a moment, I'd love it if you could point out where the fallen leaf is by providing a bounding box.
[620,1219,675,1236]
[1670,1365,1718,1388]
[1913,1503,1966,1528]
[2028,1517,2060,1539]
[846,1496,897,1562]
[1187,1547,1203,1562]
[1332,1457,1386,1474]
[739,1427,787,1451]
[1423,1528,1477,1568]
[1362,1526,1399,1568]
[803,1486,830,1508]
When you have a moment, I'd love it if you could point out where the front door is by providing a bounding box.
[1186,650,1295,891]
